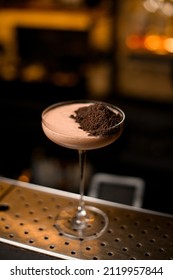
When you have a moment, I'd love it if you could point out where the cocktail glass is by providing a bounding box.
[41,100,125,240]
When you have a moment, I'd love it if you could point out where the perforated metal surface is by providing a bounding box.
[0,177,173,259]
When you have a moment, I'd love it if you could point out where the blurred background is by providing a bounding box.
[0,0,173,214]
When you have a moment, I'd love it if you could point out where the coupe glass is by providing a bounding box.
[41,100,125,240]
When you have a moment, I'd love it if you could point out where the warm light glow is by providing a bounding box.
[143,0,159,13]
[0,9,92,31]
[144,34,164,53]
[162,2,173,16]
[18,174,30,183]
[126,33,173,54]
[164,37,173,53]
[126,34,143,50]
[18,169,31,183]
[143,0,173,16]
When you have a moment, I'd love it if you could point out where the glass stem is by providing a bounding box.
[78,149,86,212]
[72,150,87,230]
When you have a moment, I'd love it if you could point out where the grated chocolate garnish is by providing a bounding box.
[70,103,121,136]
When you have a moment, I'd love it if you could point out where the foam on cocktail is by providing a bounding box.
[42,102,124,150]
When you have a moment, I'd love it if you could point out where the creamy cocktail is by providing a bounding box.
[42,102,124,150]
[41,100,125,240]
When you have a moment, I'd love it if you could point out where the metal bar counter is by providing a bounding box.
[0,177,173,260]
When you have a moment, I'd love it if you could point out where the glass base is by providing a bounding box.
[55,205,109,240]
